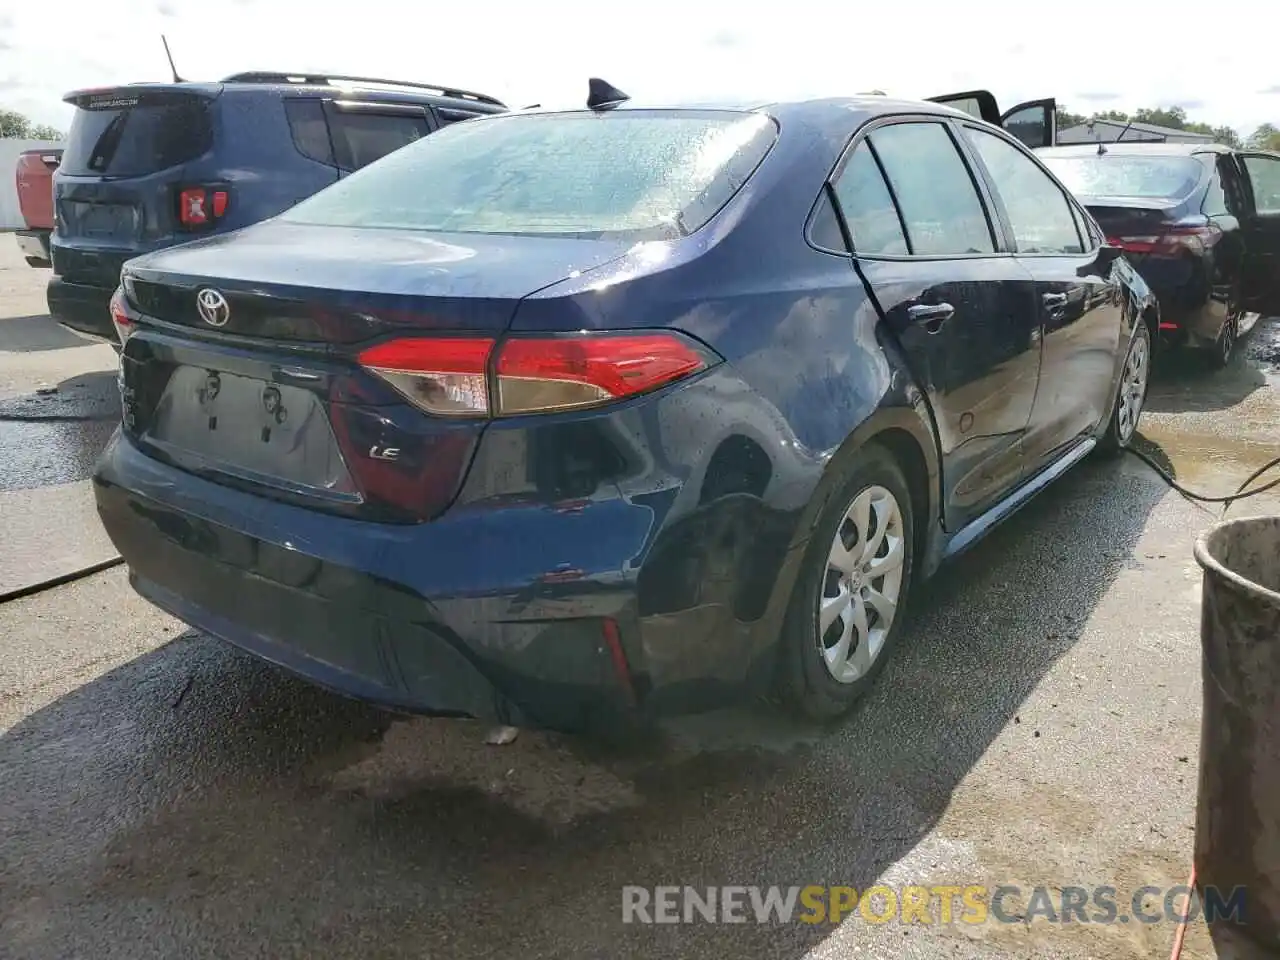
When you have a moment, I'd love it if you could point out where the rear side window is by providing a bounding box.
[326,109,430,171]
[860,122,994,256]
[282,110,778,241]
[60,95,211,177]
[832,143,908,255]
[1202,164,1229,216]
[1039,154,1204,201]
[964,127,1084,254]
[285,99,335,166]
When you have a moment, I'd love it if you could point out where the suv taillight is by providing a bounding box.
[177,185,230,229]
[357,332,717,418]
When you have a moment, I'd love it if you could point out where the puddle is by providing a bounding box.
[0,372,120,491]
[0,419,118,491]
[1244,315,1280,386]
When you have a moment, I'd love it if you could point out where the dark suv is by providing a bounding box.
[48,72,506,343]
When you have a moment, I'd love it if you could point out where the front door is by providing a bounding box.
[959,123,1127,467]
[828,119,1042,530]
[1239,152,1280,315]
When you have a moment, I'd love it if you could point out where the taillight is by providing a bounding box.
[357,332,716,418]
[109,287,133,344]
[358,338,495,417]
[177,186,230,229]
[1107,223,1220,256]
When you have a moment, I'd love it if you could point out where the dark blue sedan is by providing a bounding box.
[95,87,1157,732]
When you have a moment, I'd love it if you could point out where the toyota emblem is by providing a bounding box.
[196,288,231,327]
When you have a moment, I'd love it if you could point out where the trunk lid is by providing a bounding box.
[119,220,631,522]
[52,85,220,287]
[1080,195,1181,236]
[124,219,632,341]
[15,149,60,229]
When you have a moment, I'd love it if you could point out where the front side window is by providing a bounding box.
[862,122,995,256]
[1243,154,1280,215]
[284,110,778,241]
[965,127,1084,254]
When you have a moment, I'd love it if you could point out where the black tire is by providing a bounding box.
[1206,313,1238,370]
[1099,320,1151,457]
[777,443,916,722]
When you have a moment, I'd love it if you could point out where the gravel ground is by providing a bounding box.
[2,241,1278,959]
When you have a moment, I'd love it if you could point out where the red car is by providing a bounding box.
[14,148,61,267]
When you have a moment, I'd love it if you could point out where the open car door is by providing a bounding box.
[928,90,1057,148]
[1238,152,1280,315]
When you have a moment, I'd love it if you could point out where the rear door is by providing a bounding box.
[53,87,216,288]
[830,118,1041,530]
[321,101,433,173]
[928,90,1057,147]
[960,123,1126,467]
[1238,152,1280,314]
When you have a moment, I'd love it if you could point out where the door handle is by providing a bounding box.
[1042,292,1069,308]
[907,302,955,333]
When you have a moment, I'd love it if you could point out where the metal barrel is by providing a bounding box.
[1194,516,1280,954]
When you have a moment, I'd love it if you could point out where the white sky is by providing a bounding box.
[3,0,1279,136]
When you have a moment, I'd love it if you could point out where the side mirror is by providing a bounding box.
[1096,243,1123,270]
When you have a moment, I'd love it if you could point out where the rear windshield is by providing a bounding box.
[281,110,778,241]
[60,94,212,177]
[1040,155,1204,201]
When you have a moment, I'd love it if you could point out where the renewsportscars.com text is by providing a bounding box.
[621,884,1247,926]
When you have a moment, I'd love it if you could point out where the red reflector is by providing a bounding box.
[1158,322,1179,331]
[211,190,229,218]
[179,188,207,225]
[496,333,709,414]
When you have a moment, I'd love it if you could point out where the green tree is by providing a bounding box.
[0,108,64,140]
[1210,125,1242,149]
[0,108,31,138]
[1133,106,1188,129]
[1248,123,1280,151]
[1058,109,1087,129]
[1060,104,1241,148]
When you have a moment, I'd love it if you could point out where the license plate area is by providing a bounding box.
[63,200,138,239]
[144,365,360,502]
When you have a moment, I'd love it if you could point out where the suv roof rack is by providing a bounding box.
[221,71,506,107]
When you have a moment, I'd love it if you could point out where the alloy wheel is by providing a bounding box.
[1219,316,1237,367]
[1116,333,1148,444]
[818,485,906,684]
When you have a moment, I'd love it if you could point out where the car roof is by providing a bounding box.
[513,95,981,132]
[218,80,507,114]
[63,76,507,115]
[1038,142,1231,158]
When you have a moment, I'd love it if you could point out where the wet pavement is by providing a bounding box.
[0,246,120,594]
[2,241,1279,959]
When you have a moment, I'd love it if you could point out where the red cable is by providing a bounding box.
[1169,864,1196,960]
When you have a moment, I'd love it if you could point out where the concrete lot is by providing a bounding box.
[2,239,1279,959]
